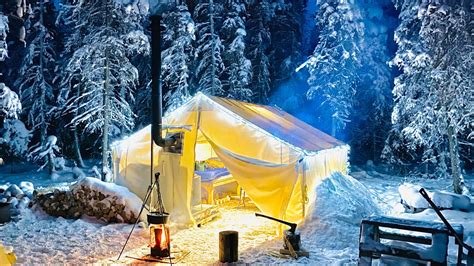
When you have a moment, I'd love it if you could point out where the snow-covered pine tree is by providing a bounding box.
[58,1,147,167]
[0,0,28,87]
[193,0,225,96]
[267,0,303,88]
[121,3,150,126]
[131,51,151,127]
[303,0,363,137]
[29,135,62,175]
[220,0,252,101]
[16,0,59,174]
[162,4,195,112]
[1,119,31,159]
[384,0,473,194]
[0,83,30,158]
[57,0,85,59]
[129,23,151,127]
[0,83,21,122]
[349,0,394,162]
[382,0,422,168]
[246,0,272,104]
[56,0,84,167]
[59,0,140,180]
[0,15,8,61]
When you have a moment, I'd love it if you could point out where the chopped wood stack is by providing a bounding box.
[31,189,82,219]
[32,186,137,223]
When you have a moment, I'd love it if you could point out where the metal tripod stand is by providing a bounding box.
[116,172,161,261]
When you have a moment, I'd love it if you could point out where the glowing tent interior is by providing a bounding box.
[111,93,349,226]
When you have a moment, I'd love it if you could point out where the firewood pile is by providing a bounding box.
[32,184,137,224]
[32,189,82,219]
[72,184,137,223]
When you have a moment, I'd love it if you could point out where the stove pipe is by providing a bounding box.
[151,15,165,148]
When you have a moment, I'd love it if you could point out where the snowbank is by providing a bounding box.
[399,183,471,211]
[71,177,143,219]
[306,172,381,225]
[294,172,381,263]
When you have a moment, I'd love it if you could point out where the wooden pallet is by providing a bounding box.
[192,204,221,226]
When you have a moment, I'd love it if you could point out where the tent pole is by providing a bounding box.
[301,160,306,218]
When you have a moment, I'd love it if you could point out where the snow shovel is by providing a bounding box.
[419,188,474,265]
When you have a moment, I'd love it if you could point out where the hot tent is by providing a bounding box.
[112,93,349,226]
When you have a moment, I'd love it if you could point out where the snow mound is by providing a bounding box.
[298,172,381,257]
[399,183,471,211]
[71,177,143,218]
[20,181,34,196]
[306,172,381,225]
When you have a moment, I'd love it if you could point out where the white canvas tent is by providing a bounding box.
[112,93,349,226]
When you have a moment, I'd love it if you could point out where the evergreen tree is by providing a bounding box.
[15,0,59,174]
[193,0,225,96]
[0,84,30,159]
[162,4,195,111]
[220,0,252,101]
[246,0,272,104]
[304,0,364,137]
[348,0,394,163]
[0,83,21,121]
[57,0,87,167]
[59,0,140,179]
[384,0,473,193]
[1,0,29,86]
[0,15,8,61]
[268,0,303,88]
[129,24,151,127]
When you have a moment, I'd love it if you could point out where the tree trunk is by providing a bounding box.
[73,82,85,168]
[448,125,466,194]
[209,0,216,96]
[102,49,110,181]
[48,151,54,175]
[331,116,336,137]
[73,127,85,168]
[372,130,377,162]
[40,0,54,176]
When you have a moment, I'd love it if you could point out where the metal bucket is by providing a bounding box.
[0,202,11,223]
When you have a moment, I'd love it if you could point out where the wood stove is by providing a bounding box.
[147,173,170,258]
[148,212,170,258]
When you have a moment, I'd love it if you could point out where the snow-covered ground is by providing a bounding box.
[0,208,147,264]
[0,162,76,191]
[1,165,473,265]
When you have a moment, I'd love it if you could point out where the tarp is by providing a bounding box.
[112,93,349,226]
